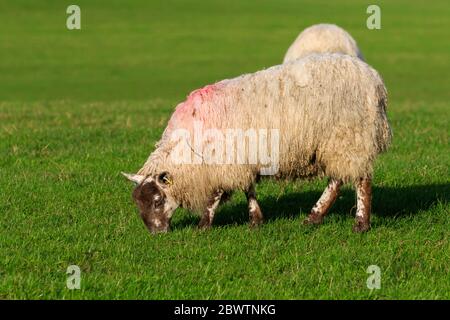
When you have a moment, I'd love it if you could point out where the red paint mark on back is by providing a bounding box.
[175,83,221,117]
[187,84,218,102]
[166,83,223,133]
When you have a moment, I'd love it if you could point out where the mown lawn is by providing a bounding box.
[0,0,449,299]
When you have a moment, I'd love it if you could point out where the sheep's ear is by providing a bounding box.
[156,171,173,188]
[121,172,145,185]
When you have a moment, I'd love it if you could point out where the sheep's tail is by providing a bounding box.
[375,84,392,154]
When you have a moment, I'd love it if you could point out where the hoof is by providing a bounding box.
[352,220,371,233]
[198,218,212,230]
[303,213,324,225]
[249,218,264,228]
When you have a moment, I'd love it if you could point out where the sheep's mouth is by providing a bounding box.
[144,216,171,234]
[148,225,170,234]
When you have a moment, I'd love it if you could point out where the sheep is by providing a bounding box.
[283,24,364,63]
[123,53,391,234]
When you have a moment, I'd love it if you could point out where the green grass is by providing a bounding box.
[0,0,449,299]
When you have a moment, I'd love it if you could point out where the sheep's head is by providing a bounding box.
[122,172,178,234]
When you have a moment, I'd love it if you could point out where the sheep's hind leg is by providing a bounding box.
[303,178,342,225]
[198,189,224,230]
[246,184,263,227]
[353,177,372,233]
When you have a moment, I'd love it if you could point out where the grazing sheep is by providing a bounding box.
[123,53,391,234]
[283,24,364,63]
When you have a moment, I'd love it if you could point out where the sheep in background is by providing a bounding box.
[283,24,364,63]
[123,53,391,234]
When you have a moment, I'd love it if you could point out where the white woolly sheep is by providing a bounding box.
[123,53,391,234]
[283,24,364,63]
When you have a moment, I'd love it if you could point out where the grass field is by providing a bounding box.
[1,0,449,299]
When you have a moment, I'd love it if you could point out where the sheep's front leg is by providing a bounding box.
[303,178,342,225]
[246,184,263,227]
[353,177,372,233]
[198,189,223,229]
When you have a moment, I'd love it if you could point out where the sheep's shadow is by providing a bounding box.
[173,183,449,229]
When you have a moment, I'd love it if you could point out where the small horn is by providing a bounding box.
[121,172,145,185]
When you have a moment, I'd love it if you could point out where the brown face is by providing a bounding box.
[123,172,177,234]
[132,181,170,233]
